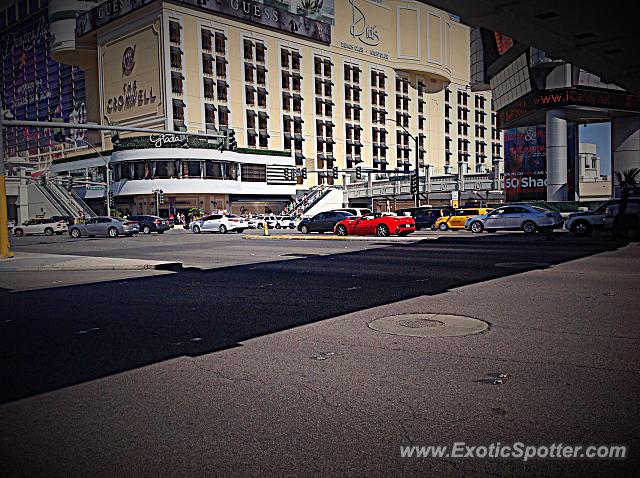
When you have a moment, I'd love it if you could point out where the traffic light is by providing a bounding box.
[52,118,65,143]
[410,174,418,196]
[158,190,165,204]
[302,168,308,180]
[355,166,362,180]
[227,129,237,151]
[332,166,339,179]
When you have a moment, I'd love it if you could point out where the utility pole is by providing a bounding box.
[0,102,13,258]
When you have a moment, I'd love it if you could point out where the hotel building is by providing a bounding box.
[4,0,503,216]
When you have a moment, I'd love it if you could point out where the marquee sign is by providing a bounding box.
[77,0,331,43]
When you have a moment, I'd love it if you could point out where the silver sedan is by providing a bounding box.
[69,217,140,238]
[465,204,563,234]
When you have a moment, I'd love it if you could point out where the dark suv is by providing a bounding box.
[128,215,171,234]
[298,211,354,234]
[395,207,453,230]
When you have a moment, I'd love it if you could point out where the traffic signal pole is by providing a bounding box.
[0,117,13,258]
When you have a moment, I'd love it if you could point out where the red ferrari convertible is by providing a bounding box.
[334,214,416,237]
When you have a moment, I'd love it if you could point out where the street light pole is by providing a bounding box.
[387,118,419,206]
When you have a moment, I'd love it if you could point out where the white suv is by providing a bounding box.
[275,215,295,229]
[191,214,248,234]
[12,218,68,237]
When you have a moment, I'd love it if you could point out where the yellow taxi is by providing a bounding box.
[433,207,492,231]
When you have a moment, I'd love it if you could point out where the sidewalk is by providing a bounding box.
[0,252,182,272]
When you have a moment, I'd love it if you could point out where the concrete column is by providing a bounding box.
[612,116,640,197]
[546,109,568,201]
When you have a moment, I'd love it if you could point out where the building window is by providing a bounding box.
[241,164,267,182]
[169,21,181,44]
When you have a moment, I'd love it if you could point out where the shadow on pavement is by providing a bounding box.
[0,235,626,403]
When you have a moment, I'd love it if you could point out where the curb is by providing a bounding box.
[0,261,183,273]
[242,234,424,242]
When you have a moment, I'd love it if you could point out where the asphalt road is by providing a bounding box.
[1,231,638,477]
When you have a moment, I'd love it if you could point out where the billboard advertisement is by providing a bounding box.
[504,126,547,201]
[0,9,87,158]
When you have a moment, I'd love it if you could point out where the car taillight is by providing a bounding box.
[124,221,136,226]
[154,219,161,224]
[229,219,238,222]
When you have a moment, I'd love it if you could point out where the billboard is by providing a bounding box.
[503,126,547,201]
[101,22,163,125]
[0,9,87,157]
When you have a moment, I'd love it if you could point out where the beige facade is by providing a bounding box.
[75,0,502,189]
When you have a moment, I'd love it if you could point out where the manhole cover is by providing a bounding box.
[494,261,551,269]
[398,318,444,328]
[368,314,489,338]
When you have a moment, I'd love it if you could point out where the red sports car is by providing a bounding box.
[334,214,416,237]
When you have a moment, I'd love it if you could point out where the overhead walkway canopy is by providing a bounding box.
[421,0,640,94]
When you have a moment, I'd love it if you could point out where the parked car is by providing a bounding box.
[68,216,139,238]
[395,206,454,230]
[433,208,492,231]
[128,215,171,234]
[566,199,639,236]
[334,207,373,217]
[247,216,262,229]
[603,201,640,236]
[255,215,278,229]
[13,218,69,237]
[298,211,354,234]
[190,214,248,233]
[275,215,296,229]
[334,213,416,237]
[465,204,563,234]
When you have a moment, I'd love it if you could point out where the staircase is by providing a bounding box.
[33,181,96,219]
[283,185,345,218]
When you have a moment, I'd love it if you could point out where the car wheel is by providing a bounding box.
[571,220,591,237]
[219,224,227,234]
[157,230,165,234]
[70,228,81,238]
[289,225,295,229]
[44,227,54,236]
[470,221,484,234]
[236,229,245,233]
[13,228,24,237]
[142,225,151,234]
[522,220,537,234]
[336,224,348,236]
[107,227,119,238]
[430,224,437,231]
[193,225,201,234]
[376,224,390,237]
[300,225,310,234]
[275,223,281,229]
[439,222,449,231]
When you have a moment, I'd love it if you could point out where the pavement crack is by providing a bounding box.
[187,359,267,386]
[301,383,343,410]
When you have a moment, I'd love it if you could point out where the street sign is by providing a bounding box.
[451,191,459,201]
[389,175,411,182]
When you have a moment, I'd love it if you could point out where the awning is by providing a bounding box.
[202,52,214,60]
[282,114,292,122]
[354,124,363,131]
[282,70,292,77]
[257,111,269,118]
[326,138,336,145]
[294,133,304,141]
[293,117,304,123]
[284,132,293,140]
[292,72,303,79]
[295,152,305,160]
[317,137,326,143]
[256,64,268,72]
[217,80,229,88]
[282,91,292,98]
[245,85,256,92]
[171,71,184,79]
[246,110,257,116]
[244,62,256,69]
[247,128,258,136]
[205,103,216,112]
[323,79,334,86]
[216,56,228,64]
[218,105,230,113]
[292,93,303,100]
[172,99,185,108]
[259,131,270,138]
[257,87,268,94]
